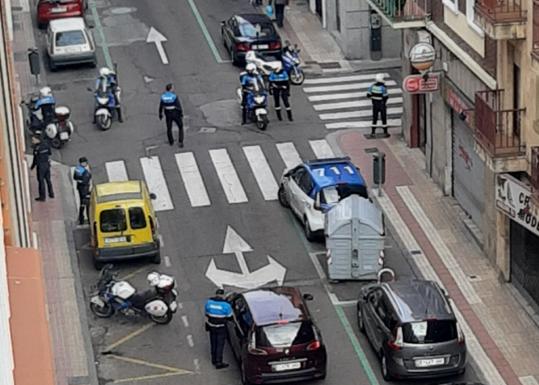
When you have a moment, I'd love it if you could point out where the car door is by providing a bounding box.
[372,293,393,352]
[225,18,238,48]
[364,288,382,346]
[228,296,247,359]
[295,170,315,220]
[286,167,307,216]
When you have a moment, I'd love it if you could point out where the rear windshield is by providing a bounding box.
[55,30,86,47]
[239,22,275,38]
[402,320,457,344]
[100,209,127,233]
[320,183,368,204]
[256,322,314,348]
[129,207,147,229]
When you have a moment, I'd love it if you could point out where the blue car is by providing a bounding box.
[278,157,368,241]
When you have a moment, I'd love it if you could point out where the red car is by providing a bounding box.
[37,0,86,29]
[226,287,327,385]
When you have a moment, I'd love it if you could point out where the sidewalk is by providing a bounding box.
[329,129,539,385]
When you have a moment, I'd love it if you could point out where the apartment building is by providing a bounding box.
[367,0,539,308]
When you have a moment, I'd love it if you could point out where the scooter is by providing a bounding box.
[282,44,305,85]
[89,79,121,131]
[89,264,178,325]
[245,50,281,87]
[236,79,269,130]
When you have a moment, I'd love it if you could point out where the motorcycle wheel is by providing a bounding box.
[90,301,114,318]
[50,137,63,149]
[97,115,112,131]
[149,310,173,325]
[256,115,268,131]
[290,69,305,85]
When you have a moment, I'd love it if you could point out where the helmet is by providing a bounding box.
[147,272,160,287]
[39,86,52,97]
[99,67,111,77]
[375,73,385,83]
[274,62,283,72]
[246,63,256,74]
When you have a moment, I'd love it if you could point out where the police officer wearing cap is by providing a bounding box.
[159,84,184,147]
[30,135,54,202]
[73,157,92,225]
[367,73,389,136]
[205,289,233,369]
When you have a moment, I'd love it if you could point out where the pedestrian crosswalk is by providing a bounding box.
[92,139,336,212]
[302,72,403,130]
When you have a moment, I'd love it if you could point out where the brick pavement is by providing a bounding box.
[331,129,539,385]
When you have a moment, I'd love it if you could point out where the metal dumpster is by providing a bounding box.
[324,195,385,281]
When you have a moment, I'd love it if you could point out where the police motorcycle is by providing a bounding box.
[88,67,121,131]
[89,264,178,325]
[21,88,74,149]
[236,71,269,130]
[282,42,304,85]
[245,50,281,86]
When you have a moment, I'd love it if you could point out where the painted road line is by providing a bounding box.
[276,142,302,170]
[303,79,398,94]
[187,334,194,347]
[158,234,164,247]
[105,160,128,182]
[108,354,192,374]
[181,315,189,328]
[89,0,112,68]
[164,255,171,267]
[209,149,248,204]
[326,119,402,130]
[319,107,403,121]
[308,88,402,102]
[303,73,390,85]
[243,146,278,200]
[140,156,174,211]
[175,152,211,207]
[186,0,231,64]
[113,372,190,384]
[103,323,154,353]
[309,139,335,159]
[314,97,403,111]
[193,358,201,373]
[397,186,482,304]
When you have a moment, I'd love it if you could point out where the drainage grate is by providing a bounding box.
[318,62,341,69]
[364,147,379,154]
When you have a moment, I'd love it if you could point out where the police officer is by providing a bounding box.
[268,62,293,121]
[159,84,184,147]
[367,73,389,136]
[73,157,92,225]
[205,289,232,369]
[30,135,54,202]
[240,63,264,125]
[34,86,56,126]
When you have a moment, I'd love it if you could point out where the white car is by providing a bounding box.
[278,157,369,241]
[46,17,96,71]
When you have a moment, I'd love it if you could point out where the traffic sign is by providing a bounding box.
[403,74,440,94]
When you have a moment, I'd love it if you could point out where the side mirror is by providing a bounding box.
[313,193,321,211]
[149,193,157,200]
[303,293,314,301]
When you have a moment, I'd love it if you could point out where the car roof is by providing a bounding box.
[49,17,86,32]
[383,280,455,323]
[95,181,144,203]
[304,157,366,189]
[234,13,273,24]
[243,287,308,326]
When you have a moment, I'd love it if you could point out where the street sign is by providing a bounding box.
[403,74,440,94]
[409,42,435,72]
[205,226,287,289]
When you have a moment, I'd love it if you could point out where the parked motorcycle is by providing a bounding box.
[236,78,269,130]
[88,79,121,131]
[282,44,305,85]
[245,50,281,82]
[89,264,178,325]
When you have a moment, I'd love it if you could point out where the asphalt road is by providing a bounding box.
[27,0,481,384]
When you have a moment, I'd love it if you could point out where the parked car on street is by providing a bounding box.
[221,14,282,66]
[46,17,96,71]
[278,157,368,241]
[37,0,86,29]
[356,279,467,380]
[226,287,326,385]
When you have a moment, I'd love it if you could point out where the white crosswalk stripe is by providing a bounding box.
[175,152,211,207]
[209,148,248,204]
[276,142,302,170]
[105,160,128,182]
[303,73,403,130]
[309,139,335,159]
[243,146,279,201]
[140,156,174,211]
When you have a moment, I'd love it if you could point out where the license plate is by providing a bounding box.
[51,6,67,13]
[253,44,269,50]
[104,236,127,244]
[415,358,445,368]
[273,362,301,372]
[59,132,69,140]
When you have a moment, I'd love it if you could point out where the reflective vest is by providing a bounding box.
[205,298,232,328]
[160,91,178,110]
[367,82,388,101]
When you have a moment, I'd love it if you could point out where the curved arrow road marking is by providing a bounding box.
[146,27,169,65]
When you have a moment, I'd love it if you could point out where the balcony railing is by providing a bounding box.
[533,1,539,59]
[367,0,430,28]
[531,147,539,191]
[474,90,525,157]
[475,0,527,39]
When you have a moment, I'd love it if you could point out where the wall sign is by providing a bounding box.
[496,173,539,236]
[409,42,435,72]
[403,74,440,94]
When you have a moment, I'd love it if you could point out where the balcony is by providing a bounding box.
[366,0,431,29]
[531,147,539,193]
[533,1,539,63]
[475,0,527,39]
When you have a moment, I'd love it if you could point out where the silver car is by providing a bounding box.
[357,279,466,380]
[46,17,96,71]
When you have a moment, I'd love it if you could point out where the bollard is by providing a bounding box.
[373,152,386,197]
[27,48,40,85]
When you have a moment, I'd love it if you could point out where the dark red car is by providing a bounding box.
[226,287,327,385]
[37,0,85,29]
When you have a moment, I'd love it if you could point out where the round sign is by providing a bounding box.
[409,42,435,72]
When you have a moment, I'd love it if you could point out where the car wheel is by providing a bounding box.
[48,56,57,72]
[93,259,103,271]
[232,50,240,66]
[151,253,161,264]
[304,217,316,242]
[381,353,392,381]
[38,21,47,29]
[278,184,290,207]
[241,361,252,385]
[357,305,365,333]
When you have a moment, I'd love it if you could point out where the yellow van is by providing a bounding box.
[89,180,160,269]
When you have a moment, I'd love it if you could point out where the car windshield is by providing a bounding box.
[256,321,314,348]
[238,21,274,38]
[55,30,86,47]
[320,183,368,204]
[129,207,146,230]
[402,320,458,344]
[100,209,127,232]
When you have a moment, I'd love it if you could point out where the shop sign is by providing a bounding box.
[403,74,440,94]
[409,42,436,72]
[446,86,473,127]
[496,173,539,236]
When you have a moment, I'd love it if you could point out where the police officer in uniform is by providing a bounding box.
[159,84,184,147]
[367,73,389,136]
[34,86,56,126]
[205,289,232,369]
[30,135,54,201]
[240,63,262,125]
[268,62,293,121]
[73,157,92,225]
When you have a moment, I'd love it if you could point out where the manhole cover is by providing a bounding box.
[318,62,341,69]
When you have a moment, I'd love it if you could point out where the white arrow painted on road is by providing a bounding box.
[205,226,286,290]
[146,27,169,65]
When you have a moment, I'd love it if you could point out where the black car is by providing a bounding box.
[221,14,282,66]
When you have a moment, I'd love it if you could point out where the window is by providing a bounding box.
[320,184,368,204]
[292,167,305,184]
[443,0,459,13]
[55,30,86,47]
[402,320,458,343]
[298,172,314,195]
[238,21,275,38]
[129,207,147,230]
[256,321,315,348]
[466,0,484,36]
[100,209,127,232]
